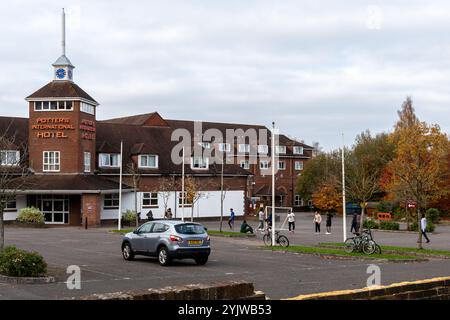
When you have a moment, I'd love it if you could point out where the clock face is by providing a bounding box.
[56,68,66,79]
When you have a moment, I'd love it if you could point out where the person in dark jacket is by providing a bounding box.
[326,212,333,234]
[240,220,254,234]
[350,212,358,233]
[146,210,154,221]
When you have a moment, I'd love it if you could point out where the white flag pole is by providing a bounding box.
[181,145,185,222]
[118,140,123,231]
[271,122,276,247]
[341,133,347,242]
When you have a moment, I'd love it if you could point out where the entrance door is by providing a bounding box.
[37,195,70,224]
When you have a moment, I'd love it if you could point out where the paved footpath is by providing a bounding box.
[0,215,449,300]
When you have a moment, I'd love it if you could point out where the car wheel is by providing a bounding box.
[158,246,171,266]
[122,242,135,261]
[195,256,208,265]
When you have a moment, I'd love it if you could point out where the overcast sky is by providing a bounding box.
[0,1,449,150]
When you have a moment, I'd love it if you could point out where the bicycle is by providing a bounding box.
[344,229,377,254]
[263,229,289,247]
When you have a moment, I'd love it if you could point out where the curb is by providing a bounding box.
[209,233,256,238]
[0,274,55,284]
[373,229,435,235]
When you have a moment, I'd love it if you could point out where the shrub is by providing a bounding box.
[410,221,435,233]
[379,221,400,231]
[363,219,379,229]
[377,201,392,213]
[391,206,406,221]
[426,208,440,224]
[122,210,137,225]
[16,207,44,224]
[0,246,47,277]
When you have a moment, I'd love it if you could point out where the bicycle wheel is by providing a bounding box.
[263,234,272,246]
[363,240,377,255]
[344,238,355,253]
[374,244,382,254]
[278,235,289,247]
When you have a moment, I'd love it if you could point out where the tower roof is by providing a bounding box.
[26,81,98,105]
[52,54,74,68]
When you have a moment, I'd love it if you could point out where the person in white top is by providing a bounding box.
[287,210,295,233]
[258,209,265,231]
[313,211,322,233]
[420,214,430,243]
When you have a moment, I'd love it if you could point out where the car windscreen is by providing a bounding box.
[175,223,206,235]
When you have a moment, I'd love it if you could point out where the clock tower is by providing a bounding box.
[53,9,74,81]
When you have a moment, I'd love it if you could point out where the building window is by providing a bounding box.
[259,160,269,169]
[295,161,304,170]
[34,101,73,111]
[178,191,192,207]
[258,145,268,154]
[275,145,286,154]
[142,192,158,208]
[84,152,91,173]
[218,143,231,152]
[198,142,211,149]
[43,151,60,172]
[294,195,303,207]
[293,146,304,155]
[99,153,119,168]
[1,150,20,166]
[103,193,119,209]
[278,161,286,170]
[1,197,17,211]
[138,155,158,168]
[240,160,250,170]
[238,144,250,153]
[80,102,95,115]
[191,157,209,169]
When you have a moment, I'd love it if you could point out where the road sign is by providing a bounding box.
[406,200,417,208]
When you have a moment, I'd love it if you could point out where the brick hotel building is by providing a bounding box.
[1,12,313,226]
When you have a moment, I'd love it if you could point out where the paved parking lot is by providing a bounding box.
[1,217,450,300]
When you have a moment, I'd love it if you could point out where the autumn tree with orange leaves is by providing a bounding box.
[384,99,450,249]
[312,181,341,212]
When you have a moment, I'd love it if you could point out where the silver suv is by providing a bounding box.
[121,220,211,266]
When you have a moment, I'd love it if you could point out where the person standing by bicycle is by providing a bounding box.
[287,210,295,233]
[313,211,322,234]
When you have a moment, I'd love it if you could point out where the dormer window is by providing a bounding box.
[238,144,250,153]
[191,157,209,170]
[99,153,119,168]
[275,145,286,154]
[293,146,304,155]
[34,101,73,111]
[138,155,158,169]
[80,102,95,115]
[198,142,211,149]
[1,150,20,166]
[258,145,268,154]
[218,143,231,152]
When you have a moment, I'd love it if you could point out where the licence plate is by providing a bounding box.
[188,240,202,246]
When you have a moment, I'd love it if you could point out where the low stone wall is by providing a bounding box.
[78,280,265,300]
[287,277,450,300]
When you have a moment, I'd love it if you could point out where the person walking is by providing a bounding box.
[167,208,173,219]
[350,212,358,233]
[287,210,295,233]
[325,212,333,234]
[146,210,154,221]
[313,211,322,234]
[258,208,265,232]
[228,208,235,229]
[420,214,430,243]
[356,213,361,234]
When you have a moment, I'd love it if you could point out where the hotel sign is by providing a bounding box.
[31,117,96,140]
[32,118,74,138]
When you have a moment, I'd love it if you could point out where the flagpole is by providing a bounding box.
[341,133,347,242]
[271,122,276,247]
[118,140,123,231]
[181,145,185,222]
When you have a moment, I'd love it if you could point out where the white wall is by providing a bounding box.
[100,190,245,220]
[3,195,27,221]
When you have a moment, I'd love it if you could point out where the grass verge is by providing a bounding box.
[207,230,255,237]
[109,228,133,234]
[261,245,424,261]
[319,242,450,257]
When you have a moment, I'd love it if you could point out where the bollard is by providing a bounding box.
[85,217,88,230]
